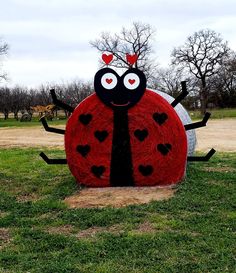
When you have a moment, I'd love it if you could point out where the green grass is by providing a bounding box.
[189,108,236,120]
[0,148,236,272]
[1,108,236,128]
[0,117,67,128]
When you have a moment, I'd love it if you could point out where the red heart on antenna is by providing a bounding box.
[102,53,113,65]
[126,53,138,65]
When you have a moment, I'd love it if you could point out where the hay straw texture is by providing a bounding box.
[65,90,187,187]
[149,89,196,156]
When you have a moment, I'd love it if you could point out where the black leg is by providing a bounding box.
[40,117,65,135]
[50,89,74,113]
[184,112,211,131]
[171,81,189,107]
[40,152,67,164]
[188,148,216,162]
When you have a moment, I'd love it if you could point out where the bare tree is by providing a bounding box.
[65,80,93,105]
[151,66,184,96]
[210,53,236,108]
[150,67,200,109]
[0,87,11,119]
[0,39,9,81]
[10,86,25,120]
[90,22,157,80]
[172,29,230,114]
[0,80,93,121]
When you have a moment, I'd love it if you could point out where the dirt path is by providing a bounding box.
[0,119,235,151]
[0,125,65,149]
[195,119,236,152]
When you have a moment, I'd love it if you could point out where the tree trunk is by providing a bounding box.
[64,110,71,118]
[200,78,208,115]
[14,111,19,120]
[200,91,207,114]
[4,110,9,120]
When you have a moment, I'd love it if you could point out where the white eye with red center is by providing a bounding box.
[123,73,140,90]
[101,73,118,89]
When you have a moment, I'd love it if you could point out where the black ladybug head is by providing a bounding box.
[94,67,147,110]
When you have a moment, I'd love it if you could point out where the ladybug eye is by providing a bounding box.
[101,73,118,90]
[123,73,140,90]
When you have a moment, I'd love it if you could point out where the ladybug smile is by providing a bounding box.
[111,101,130,107]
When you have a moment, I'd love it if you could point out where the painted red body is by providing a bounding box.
[65,89,187,187]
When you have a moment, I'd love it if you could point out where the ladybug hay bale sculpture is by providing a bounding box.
[39,53,215,187]
[151,89,197,157]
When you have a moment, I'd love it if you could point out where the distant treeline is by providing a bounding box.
[0,69,236,120]
[0,80,93,120]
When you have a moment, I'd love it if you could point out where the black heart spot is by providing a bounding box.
[138,165,153,176]
[153,112,168,125]
[79,114,92,125]
[94,130,109,142]
[134,129,148,142]
[91,165,106,178]
[76,145,90,157]
[157,143,172,155]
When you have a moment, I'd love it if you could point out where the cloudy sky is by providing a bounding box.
[0,0,236,87]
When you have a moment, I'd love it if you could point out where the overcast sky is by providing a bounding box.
[0,0,236,87]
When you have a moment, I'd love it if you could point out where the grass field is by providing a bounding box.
[0,108,236,128]
[0,148,235,272]
[189,108,236,119]
[0,117,67,128]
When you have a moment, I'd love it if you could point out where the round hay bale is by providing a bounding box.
[65,90,187,187]
[150,89,196,156]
